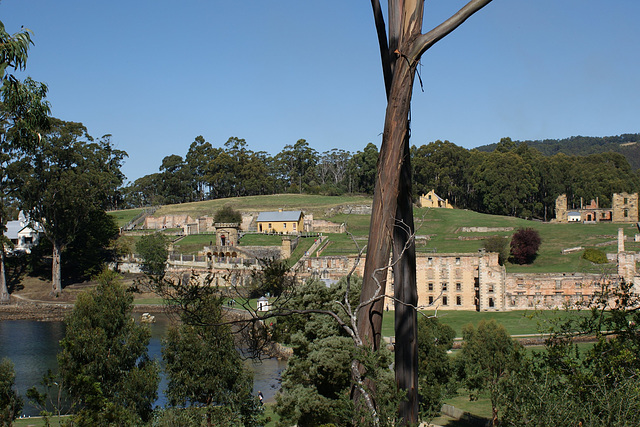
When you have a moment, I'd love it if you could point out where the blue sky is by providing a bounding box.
[2,1,639,183]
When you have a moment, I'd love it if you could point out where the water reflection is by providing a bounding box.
[0,313,284,416]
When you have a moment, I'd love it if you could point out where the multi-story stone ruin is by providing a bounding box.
[553,192,638,223]
[299,227,639,311]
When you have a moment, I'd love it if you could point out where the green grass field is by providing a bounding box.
[112,194,640,272]
[153,194,373,219]
[109,208,145,227]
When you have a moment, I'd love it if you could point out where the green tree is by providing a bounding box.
[159,154,193,204]
[509,227,542,265]
[497,280,640,426]
[58,270,159,425]
[348,143,378,194]
[484,235,509,265]
[412,140,471,207]
[0,21,50,303]
[275,139,318,194]
[417,316,455,419]
[214,205,241,224]
[185,135,214,200]
[162,281,260,427]
[470,147,539,217]
[274,278,401,427]
[15,119,126,295]
[135,232,168,277]
[0,358,22,426]
[458,319,522,425]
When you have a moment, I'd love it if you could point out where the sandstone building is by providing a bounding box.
[419,190,453,209]
[553,192,638,223]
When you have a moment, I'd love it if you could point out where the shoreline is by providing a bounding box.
[0,297,166,322]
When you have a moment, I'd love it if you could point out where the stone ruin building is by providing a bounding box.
[299,227,640,312]
[553,192,638,223]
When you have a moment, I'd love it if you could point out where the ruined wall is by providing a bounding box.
[553,194,568,223]
[612,192,639,223]
[504,272,603,309]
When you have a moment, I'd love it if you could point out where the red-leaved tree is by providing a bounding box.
[509,228,541,264]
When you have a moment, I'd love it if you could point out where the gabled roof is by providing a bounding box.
[256,210,303,223]
[4,221,23,240]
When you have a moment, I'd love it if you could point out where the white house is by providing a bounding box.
[567,211,581,222]
[257,296,271,312]
[4,212,43,254]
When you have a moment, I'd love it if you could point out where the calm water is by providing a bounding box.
[0,314,285,416]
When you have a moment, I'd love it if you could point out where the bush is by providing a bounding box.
[135,232,168,276]
[484,235,509,265]
[509,227,541,264]
[214,206,241,223]
[582,248,608,264]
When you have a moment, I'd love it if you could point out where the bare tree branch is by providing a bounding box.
[409,0,493,62]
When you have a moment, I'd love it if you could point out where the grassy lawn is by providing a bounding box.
[115,194,638,275]
[288,237,316,265]
[263,403,280,426]
[14,416,70,426]
[171,233,216,254]
[154,194,373,219]
[240,234,285,246]
[108,208,145,227]
[377,309,589,338]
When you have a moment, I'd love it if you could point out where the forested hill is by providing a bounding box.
[477,133,640,170]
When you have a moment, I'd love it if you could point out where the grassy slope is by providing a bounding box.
[111,194,639,272]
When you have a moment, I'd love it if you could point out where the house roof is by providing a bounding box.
[4,220,42,240]
[256,210,303,223]
[426,190,445,201]
[5,221,22,240]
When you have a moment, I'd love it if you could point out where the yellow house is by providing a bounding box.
[256,210,304,234]
[419,190,453,209]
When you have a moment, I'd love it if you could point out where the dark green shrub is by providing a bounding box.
[582,248,608,264]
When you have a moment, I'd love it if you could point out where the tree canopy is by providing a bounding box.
[57,270,159,425]
[15,119,126,294]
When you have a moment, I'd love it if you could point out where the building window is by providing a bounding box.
[268,223,272,229]
[489,297,494,308]
[428,296,434,305]
[456,296,462,306]
[428,257,433,266]
[455,257,461,265]
[442,283,447,291]
[442,296,448,306]
[293,222,297,230]
[428,283,433,291]
[488,285,494,293]
[456,282,462,291]
[283,223,287,229]
[624,209,629,218]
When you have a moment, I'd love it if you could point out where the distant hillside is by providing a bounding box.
[476,133,640,170]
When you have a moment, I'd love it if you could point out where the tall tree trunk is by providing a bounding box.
[360,0,494,422]
[51,241,62,296]
[394,134,418,423]
[0,249,9,303]
[357,59,416,351]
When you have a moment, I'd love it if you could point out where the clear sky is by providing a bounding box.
[2,1,639,183]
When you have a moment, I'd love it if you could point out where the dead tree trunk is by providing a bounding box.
[358,0,494,424]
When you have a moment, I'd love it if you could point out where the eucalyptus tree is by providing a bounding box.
[276,139,318,193]
[185,135,214,200]
[358,1,493,422]
[16,119,126,296]
[348,142,378,194]
[0,21,50,303]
